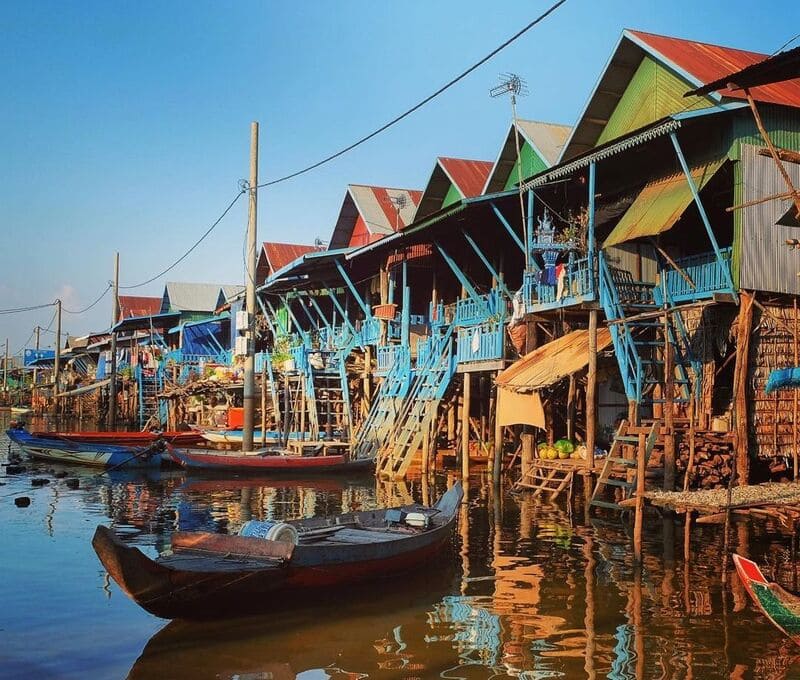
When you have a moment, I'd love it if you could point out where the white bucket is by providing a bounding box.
[239,520,299,544]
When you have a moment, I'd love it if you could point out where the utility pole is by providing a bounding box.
[33,326,40,409]
[242,121,259,452]
[109,253,120,428]
[3,338,8,392]
[53,299,62,416]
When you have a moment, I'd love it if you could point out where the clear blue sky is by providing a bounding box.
[2,0,798,353]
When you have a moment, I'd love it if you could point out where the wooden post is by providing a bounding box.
[260,359,267,447]
[461,373,471,484]
[3,338,7,393]
[492,371,503,485]
[732,292,754,486]
[32,325,40,411]
[242,121,259,452]
[53,299,61,417]
[521,432,534,481]
[567,373,576,441]
[109,252,120,428]
[794,298,798,480]
[664,305,676,491]
[634,431,646,563]
[586,309,598,473]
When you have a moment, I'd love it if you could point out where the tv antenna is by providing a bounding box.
[491,73,530,268]
[390,194,408,230]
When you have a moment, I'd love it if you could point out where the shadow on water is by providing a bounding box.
[5,414,800,678]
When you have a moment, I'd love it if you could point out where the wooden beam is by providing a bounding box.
[650,239,695,289]
[758,146,800,164]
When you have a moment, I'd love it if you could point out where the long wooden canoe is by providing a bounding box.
[6,426,162,469]
[167,445,374,474]
[93,482,463,619]
[30,430,204,447]
[733,553,800,646]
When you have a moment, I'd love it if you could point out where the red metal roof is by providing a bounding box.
[438,157,493,198]
[262,242,321,272]
[628,29,800,108]
[117,296,161,321]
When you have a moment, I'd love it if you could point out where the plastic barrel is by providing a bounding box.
[239,520,299,544]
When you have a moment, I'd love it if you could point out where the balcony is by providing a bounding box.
[453,289,504,327]
[663,247,733,303]
[523,256,595,313]
[376,344,410,378]
[456,321,505,368]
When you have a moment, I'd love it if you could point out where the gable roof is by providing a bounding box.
[262,242,321,272]
[483,119,572,194]
[329,184,422,249]
[415,157,493,220]
[117,295,162,322]
[162,282,242,313]
[689,44,800,97]
[561,29,800,161]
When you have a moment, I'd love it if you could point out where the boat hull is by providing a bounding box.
[733,554,800,646]
[6,427,162,469]
[169,446,374,474]
[200,430,319,445]
[93,483,463,619]
[30,430,204,447]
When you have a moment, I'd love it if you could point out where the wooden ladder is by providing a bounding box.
[590,420,658,511]
[516,460,575,501]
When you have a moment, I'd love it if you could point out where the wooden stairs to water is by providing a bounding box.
[516,459,578,501]
[590,419,659,512]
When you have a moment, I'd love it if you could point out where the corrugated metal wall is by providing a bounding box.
[739,143,800,294]
[604,243,658,282]
[597,55,713,146]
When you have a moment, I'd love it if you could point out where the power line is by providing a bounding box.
[119,189,245,290]
[0,302,55,315]
[772,31,800,56]
[62,285,112,315]
[257,0,569,188]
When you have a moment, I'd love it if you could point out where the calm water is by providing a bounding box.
[2,414,799,679]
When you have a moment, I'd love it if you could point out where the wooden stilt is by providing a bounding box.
[567,373,576,441]
[586,309,598,474]
[732,292,755,486]
[794,298,798,480]
[461,373,471,483]
[492,370,503,485]
[634,431,646,563]
[663,301,676,491]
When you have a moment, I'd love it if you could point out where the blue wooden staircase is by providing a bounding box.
[136,365,164,428]
[376,324,457,479]
[598,252,700,410]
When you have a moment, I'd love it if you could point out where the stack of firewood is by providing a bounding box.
[676,432,735,489]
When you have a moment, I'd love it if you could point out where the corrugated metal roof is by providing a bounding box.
[496,329,613,392]
[562,30,800,161]
[438,158,493,197]
[689,44,800,97]
[604,159,725,247]
[263,242,321,272]
[163,282,241,313]
[629,30,800,108]
[484,119,572,193]
[415,157,492,220]
[117,295,161,321]
[329,184,422,249]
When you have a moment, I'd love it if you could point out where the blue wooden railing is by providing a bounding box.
[456,321,505,364]
[453,290,502,327]
[663,247,733,303]
[376,344,410,377]
[523,255,594,312]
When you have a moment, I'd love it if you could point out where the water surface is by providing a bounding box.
[1,414,798,679]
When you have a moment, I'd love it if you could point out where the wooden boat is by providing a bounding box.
[10,406,32,415]
[30,430,204,447]
[167,445,374,474]
[733,554,800,645]
[92,482,463,619]
[6,425,162,469]
[200,429,320,445]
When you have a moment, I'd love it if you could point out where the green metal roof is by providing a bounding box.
[604,158,725,247]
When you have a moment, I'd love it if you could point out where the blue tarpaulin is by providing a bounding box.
[23,349,55,366]
[181,314,230,356]
[765,367,800,394]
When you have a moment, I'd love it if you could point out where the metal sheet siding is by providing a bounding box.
[739,143,800,294]
[597,56,712,145]
[604,243,658,282]
[441,182,462,209]
[502,142,548,190]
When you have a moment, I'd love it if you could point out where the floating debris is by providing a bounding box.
[31,478,50,487]
[14,497,30,508]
